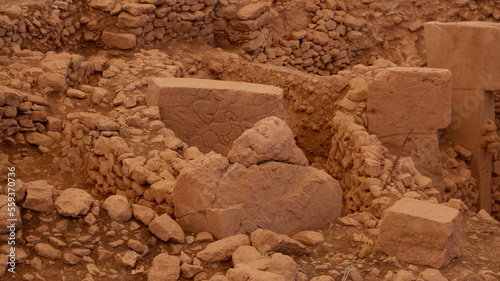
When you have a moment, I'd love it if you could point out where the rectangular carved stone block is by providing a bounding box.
[146,78,283,155]
[425,21,500,90]
[367,67,452,137]
[376,198,461,268]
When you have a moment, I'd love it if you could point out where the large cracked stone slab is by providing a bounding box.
[425,21,500,90]
[174,153,342,239]
[146,78,283,156]
[376,198,461,268]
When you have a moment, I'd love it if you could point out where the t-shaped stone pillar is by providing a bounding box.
[425,21,500,212]
[367,67,452,200]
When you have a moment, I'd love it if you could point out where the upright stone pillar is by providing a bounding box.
[367,67,452,200]
[425,21,500,212]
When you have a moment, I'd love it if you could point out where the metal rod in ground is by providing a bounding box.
[341,263,353,281]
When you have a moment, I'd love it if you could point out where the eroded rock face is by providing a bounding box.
[174,118,342,239]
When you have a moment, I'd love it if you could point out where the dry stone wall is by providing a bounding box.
[88,0,216,49]
[323,61,480,215]
[440,142,479,211]
[0,50,93,145]
[0,0,216,54]
[60,107,195,217]
[215,0,367,75]
[2,0,499,76]
[325,113,438,217]
[0,1,82,53]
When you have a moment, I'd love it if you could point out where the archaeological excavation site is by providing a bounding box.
[1,0,500,280]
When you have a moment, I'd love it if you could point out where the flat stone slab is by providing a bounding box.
[424,21,500,90]
[146,78,283,155]
[376,198,461,268]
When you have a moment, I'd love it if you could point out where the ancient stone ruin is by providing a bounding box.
[0,0,499,281]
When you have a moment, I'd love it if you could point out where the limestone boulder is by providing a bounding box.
[231,246,262,265]
[196,234,251,263]
[102,195,132,221]
[175,153,342,239]
[376,198,461,268]
[227,116,308,167]
[237,3,267,21]
[22,180,57,213]
[35,243,62,259]
[54,188,94,217]
[250,229,309,256]
[150,179,176,204]
[148,214,185,243]
[37,73,67,92]
[88,0,116,11]
[291,230,325,246]
[26,132,54,147]
[267,253,299,281]
[132,204,156,226]
[147,253,180,281]
[122,3,155,16]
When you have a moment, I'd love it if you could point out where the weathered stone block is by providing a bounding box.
[367,67,452,136]
[425,21,500,90]
[88,0,116,12]
[101,32,136,50]
[174,153,342,239]
[146,78,283,155]
[376,198,461,268]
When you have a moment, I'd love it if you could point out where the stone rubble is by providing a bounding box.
[0,1,498,279]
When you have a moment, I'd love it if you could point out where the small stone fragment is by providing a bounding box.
[196,234,250,263]
[148,214,185,243]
